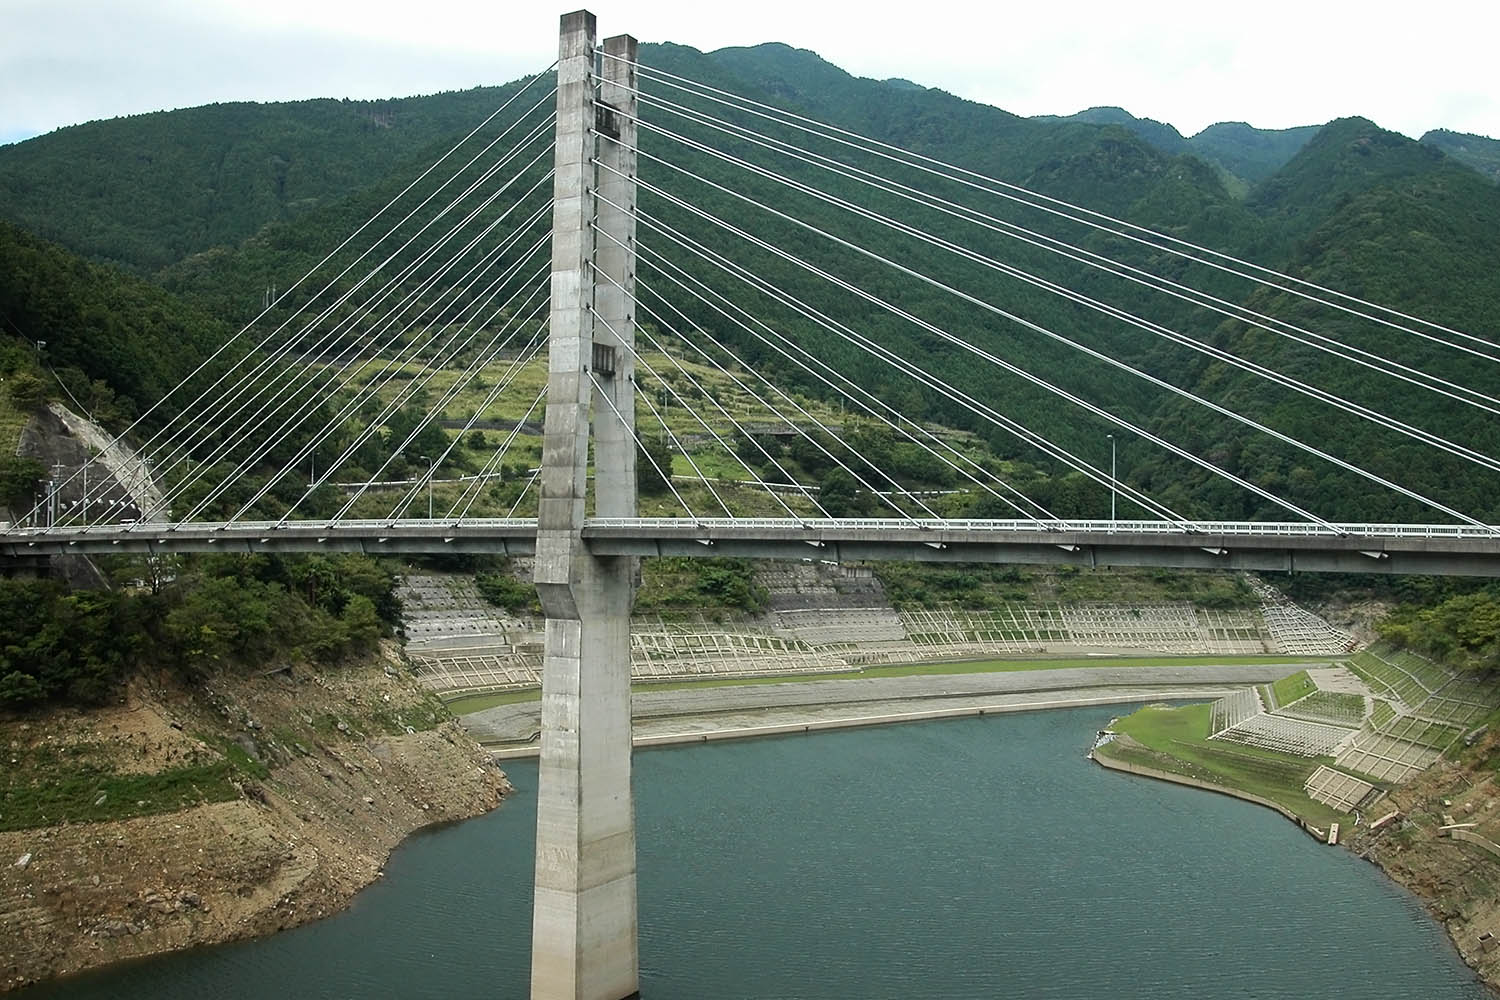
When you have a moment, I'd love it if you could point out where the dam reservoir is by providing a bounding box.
[19,706,1490,999]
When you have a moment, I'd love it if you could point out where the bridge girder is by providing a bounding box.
[10,520,1500,576]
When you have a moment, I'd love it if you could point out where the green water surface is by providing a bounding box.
[18,706,1490,999]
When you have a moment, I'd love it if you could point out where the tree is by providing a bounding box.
[0,456,45,516]
[0,669,45,707]
[637,435,674,497]
[1379,590,1500,672]
[476,567,540,613]
[6,372,47,412]
[384,404,448,462]
[817,467,867,517]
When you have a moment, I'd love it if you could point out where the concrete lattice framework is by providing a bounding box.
[399,566,1363,700]
[1204,646,1500,784]
[1304,765,1382,812]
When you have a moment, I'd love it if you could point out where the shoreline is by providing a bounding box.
[489,686,1248,759]
[1090,742,1500,998]
[1089,747,1327,839]
[21,668,1492,996]
[0,662,511,995]
[464,662,1310,750]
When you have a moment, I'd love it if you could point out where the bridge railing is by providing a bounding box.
[7,516,1500,541]
[585,517,1500,539]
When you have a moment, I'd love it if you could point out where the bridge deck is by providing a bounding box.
[6,518,1500,575]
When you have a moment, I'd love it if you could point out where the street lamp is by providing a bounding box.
[419,455,435,519]
[1106,433,1117,526]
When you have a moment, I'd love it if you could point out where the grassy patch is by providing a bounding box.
[636,558,768,616]
[366,694,449,735]
[0,391,27,455]
[218,739,270,779]
[443,653,1334,715]
[1270,670,1315,707]
[444,688,546,715]
[1282,690,1366,726]
[1,761,241,832]
[1100,702,1345,828]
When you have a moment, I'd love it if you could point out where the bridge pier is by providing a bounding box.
[531,12,642,1000]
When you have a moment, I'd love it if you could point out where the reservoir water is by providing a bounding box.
[19,705,1490,999]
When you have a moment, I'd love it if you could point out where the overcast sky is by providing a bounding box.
[4,0,1497,147]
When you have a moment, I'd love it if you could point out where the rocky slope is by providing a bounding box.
[1350,736,1500,991]
[0,647,512,992]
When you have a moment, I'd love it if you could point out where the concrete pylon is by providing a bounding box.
[530,11,641,1000]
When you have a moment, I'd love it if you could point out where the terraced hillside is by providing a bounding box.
[401,565,1350,697]
[1105,644,1500,831]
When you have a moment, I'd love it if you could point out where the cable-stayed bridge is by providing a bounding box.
[5,10,1500,999]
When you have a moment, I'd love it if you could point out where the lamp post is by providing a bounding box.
[48,463,63,527]
[419,455,434,519]
[1107,433,1116,527]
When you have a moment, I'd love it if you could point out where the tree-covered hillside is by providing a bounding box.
[1189,121,1323,186]
[1421,128,1500,183]
[0,42,1496,528]
[1035,107,1322,190]
[0,85,536,273]
[1135,117,1500,522]
[0,222,231,428]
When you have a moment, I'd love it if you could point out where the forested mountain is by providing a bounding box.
[1189,121,1324,186]
[1033,106,1189,157]
[1038,110,1500,193]
[1421,128,1500,183]
[0,222,230,428]
[0,85,535,272]
[1,41,1497,527]
[1035,107,1322,190]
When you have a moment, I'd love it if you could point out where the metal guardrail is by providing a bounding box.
[583,517,1500,539]
[5,517,1500,542]
[6,516,1500,575]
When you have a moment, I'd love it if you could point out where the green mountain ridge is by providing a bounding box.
[1421,128,1500,183]
[1036,107,1497,192]
[1,41,1496,528]
[1035,106,1323,190]
[0,85,537,273]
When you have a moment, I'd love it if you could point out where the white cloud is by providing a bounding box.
[2,0,1496,144]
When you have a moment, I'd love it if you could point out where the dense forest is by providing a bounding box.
[0,554,397,708]
[0,221,231,427]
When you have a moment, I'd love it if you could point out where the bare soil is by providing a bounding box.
[1349,734,1500,992]
[1310,597,1395,648]
[0,647,512,992]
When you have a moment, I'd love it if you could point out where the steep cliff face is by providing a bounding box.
[0,648,512,992]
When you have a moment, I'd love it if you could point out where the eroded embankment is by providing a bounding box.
[1346,745,1500,993]
[0,650,512,993]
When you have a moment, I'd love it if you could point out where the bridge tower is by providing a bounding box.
[531,11,642,1000]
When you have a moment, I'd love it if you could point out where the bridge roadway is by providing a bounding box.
[6,517,1500,575]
